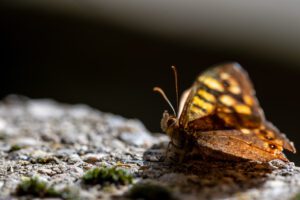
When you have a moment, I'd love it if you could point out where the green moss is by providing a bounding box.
[82,166,133,186]
[126,183,175,200]
[35,157,56,164]
[16,176,59,197]
[15,176,78,199]
[292,193,300,200]
[9,145,22,152]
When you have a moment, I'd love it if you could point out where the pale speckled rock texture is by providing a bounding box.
[0,95,299,200]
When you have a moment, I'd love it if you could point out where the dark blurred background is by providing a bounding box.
[1,1,299,163]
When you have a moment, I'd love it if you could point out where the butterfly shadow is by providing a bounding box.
[141,141,285,199]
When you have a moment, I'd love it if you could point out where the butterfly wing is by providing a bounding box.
[259,122,296,153]
[192,121,296,162]
[192,129,289,162]
[178,62,295,156]
[179,62,264,130]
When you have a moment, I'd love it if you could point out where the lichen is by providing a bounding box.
[15,176,78,199]
[126,182,175,200]
[82,166,133,186]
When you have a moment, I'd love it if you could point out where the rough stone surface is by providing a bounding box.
[0,95,300,200]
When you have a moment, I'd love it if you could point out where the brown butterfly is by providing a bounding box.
[154,63,296,162]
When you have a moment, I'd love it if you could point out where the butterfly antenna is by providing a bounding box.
[171,66,179,112]
[153,87,177,116]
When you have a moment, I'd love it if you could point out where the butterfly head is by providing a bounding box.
[161,110,179,134]
[154,66,180,135]
[153,86,179,135]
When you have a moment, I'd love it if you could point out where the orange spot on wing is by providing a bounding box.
[199,76,224,92]
[243,95,254,106]
[228,85,241,94]
[219,95,237,106]
[197,90,216,103]
[240,128,251,134]
[192,96,214,113]
[234,104,251,115]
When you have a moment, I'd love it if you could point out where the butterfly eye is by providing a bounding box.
[269,144,277,149]
[167,118,177,127]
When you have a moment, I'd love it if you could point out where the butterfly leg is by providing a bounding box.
[165,141,187,163]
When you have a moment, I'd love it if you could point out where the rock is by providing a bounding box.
[67,153,82,164]
[37,168,54,176]
[0,95,300,200]
[82,153,107,164]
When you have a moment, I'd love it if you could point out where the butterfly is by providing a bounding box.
[154,63,296,162]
